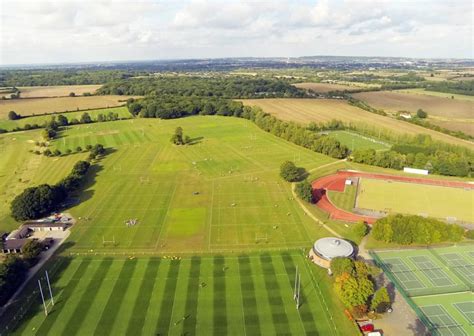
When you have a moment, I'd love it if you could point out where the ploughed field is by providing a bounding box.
[0,95,137,118]
[1,252,356,336]
[353,91,474,137]
[9,85,102,98]
[240,99,473,149]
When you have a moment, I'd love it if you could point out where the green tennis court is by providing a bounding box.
[371,245,474,336]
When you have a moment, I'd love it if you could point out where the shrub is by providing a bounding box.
[330,257,355,277]
[294,180,314,203]
[371,287,391,312]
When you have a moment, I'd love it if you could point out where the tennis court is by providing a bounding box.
[371,245,474,336]
[420,305,467,336]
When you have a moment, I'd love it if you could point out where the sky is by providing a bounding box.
[0,0,472,65]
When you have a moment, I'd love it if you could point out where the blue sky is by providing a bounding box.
[0,0,472,65]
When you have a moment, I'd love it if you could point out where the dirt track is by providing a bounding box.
[311,170,474,224]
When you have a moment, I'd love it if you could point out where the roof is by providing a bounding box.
[313,237,354,260]
[3,238,28,250]
[23,222,66,228]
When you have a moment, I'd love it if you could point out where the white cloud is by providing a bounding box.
[0,0,472,65]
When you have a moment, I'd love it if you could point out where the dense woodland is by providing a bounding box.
[0,70,136,86]
[98,77,307,98]
[424,80,474,96]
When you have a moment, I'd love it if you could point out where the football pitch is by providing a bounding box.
[356,178,474,222]
[53,116,334,252]
[1,252,356,336]
[372,245,474,336]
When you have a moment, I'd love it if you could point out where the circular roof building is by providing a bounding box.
[309,237,355,268]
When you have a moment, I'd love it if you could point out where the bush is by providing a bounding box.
[294,180,313,203]
[352,221,369,239]
[280,161,306,182]
[416,109,428,118]
[330,257,355,277]
[466,230,474,239]
[371,287,391,312]
[8,111,20,120]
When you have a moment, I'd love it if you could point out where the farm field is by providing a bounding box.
[241,98,474,148]
[15,85,102,98]
[293,82,361,92]
[397,88,474,102]
[0,116,335,250]
[0,95,137,118]
[0,252,356,336]
[0,106,131,131]
[353,91,473,119]
[372,245,474,336]
[428,119,474,137]
[0,130,90,232]
[327,130,391,151]
[357,178,474,223]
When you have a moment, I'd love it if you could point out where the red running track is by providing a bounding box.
[311,170,474,224]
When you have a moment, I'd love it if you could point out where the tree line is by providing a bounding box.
[99,76,307,98]
[0,70,135,87]
[372,214,465,245]
[10,149,104,221]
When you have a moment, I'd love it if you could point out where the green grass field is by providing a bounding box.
[372,245,474,336]
[357,178,474,223]
[1,252,357,336]
[0,116,335,250]
[328,184,357,212]
[0,106,131,131]
[327,131,391,151]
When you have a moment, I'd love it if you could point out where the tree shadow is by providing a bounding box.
[187,136,204,145]
[312,188,326,203]
[407,318,429,336]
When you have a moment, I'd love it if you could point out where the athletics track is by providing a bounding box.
[311,170,474,224]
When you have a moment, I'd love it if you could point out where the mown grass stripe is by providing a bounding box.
[125,258,161,336]
[238,255,261,335]
[280,252,323,335]
[34,258,93,335]
[213,255,227,336]
[182,256,201,334]
[93,259,138,336]
[155,259,181,334]
[63,257,114,336]
[259,254,291,335]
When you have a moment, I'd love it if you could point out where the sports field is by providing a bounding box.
[1,252,356,336]
[357,178,474,223]
[240,98,473,148]
[372,245,474,336]
[0,96,137,118]
[0,106,131,131]
[0,116,335,249]
[327,130,391,151]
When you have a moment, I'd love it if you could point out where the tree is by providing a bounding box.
[352,221,368,240]
[171,127,185,145]
[57,114,68,126]
[280,161,305,182]
[80,112,92,124]
[89,144,105,159]
[334,272,374,309]
[295,180,313,203]
[97,113,105,122]
[128,102,142,116]
[8,111,20,120]
[42,128,56,140]
[76,146,83,152]
[10,184,65,221]
[53,149,61,156]
[330,257,355,277]
[371,287,391,313]
[416,109,427,118]
[22,240,43,266]
[69,92,76,97]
